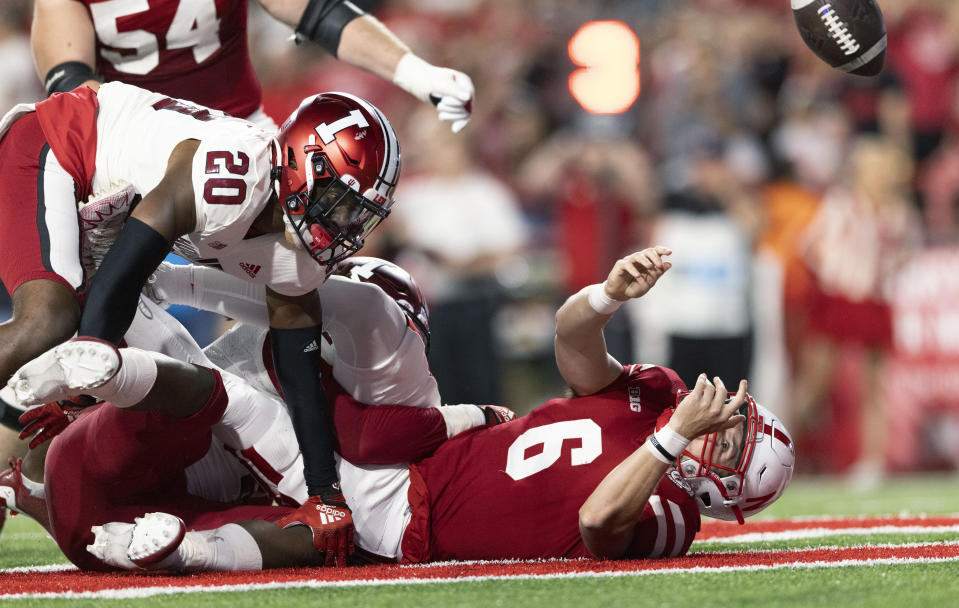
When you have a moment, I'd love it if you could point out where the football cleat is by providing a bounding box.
[0,457,50,533]
[87,521,138,570]
[87,512,186,570]
[127,512,187,568]
[5,338,119,407]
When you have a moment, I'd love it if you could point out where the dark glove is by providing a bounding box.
[277,485,354,566]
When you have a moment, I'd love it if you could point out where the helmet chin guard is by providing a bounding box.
[671,392,795,524]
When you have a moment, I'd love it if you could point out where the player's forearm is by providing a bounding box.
[167,264,270,327]
[31,0,99,90]
[79,218,172,344]
[271,325,338,493]
[579,446,670,559]
[554,286,622,396]
[266,290,338,493]
[336,15,410,82]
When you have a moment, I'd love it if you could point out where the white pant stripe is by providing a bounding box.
[39,148,83,289]
[667,499,686,556]
[649,495,667,558]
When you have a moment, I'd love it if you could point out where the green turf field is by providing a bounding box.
[2,474,959,605]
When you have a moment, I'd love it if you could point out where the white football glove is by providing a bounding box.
[393,53,474,133]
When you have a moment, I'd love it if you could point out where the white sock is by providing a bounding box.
[161,524,263,572]
[20,473,45,500]
[90,348,160,408]
[438,403,487,438]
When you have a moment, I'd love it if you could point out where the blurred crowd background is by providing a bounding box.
[1,0,958,483]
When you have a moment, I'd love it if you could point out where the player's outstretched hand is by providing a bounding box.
[603,247,673,302]
[18,401,84,449]
[669,374,747,441]
[393,54,474,133]
[277,491,355,566]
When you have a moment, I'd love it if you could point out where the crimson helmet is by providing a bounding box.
[334,256,431,352]
[671,392,794,524]
[275,92,401,266]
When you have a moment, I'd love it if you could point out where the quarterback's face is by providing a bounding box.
[685,418,747,473]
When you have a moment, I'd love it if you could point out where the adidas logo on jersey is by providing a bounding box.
[239,262,261,278]
[303,340,319,353]
[314,504,345,525]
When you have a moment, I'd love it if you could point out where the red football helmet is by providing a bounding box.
[275,92,401,266]
[333,256,431,352]
[671,392,795,524]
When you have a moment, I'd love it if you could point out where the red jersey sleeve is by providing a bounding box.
[594,364,687,417]
[625,476,701,558]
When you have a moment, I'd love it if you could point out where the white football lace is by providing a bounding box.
[818,4,861,56]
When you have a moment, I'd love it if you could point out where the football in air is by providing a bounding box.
[792,0,886,76]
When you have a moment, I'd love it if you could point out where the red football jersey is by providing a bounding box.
[81,0,261,118]
[402,365,701,562]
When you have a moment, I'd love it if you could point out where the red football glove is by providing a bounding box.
[18,402,84,449]
[482,405,517,425]
[277,490,354,566]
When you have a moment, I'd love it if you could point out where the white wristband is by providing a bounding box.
[646,425,691,464]
[586,283,623,315]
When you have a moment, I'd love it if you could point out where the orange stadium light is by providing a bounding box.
[568,20,641,115]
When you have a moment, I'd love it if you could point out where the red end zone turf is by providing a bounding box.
[3,515,959,599]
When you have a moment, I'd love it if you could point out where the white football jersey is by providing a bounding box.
[91,82,326,296]
[205,275,440,409]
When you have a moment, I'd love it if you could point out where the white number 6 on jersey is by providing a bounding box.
[505,419,603,481]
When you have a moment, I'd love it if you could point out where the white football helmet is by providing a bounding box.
[673,392,795,524]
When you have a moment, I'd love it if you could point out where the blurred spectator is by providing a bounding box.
[918,135,959,244]
[518,122,657,361]
[886,1,959,163]
[0,1,41,115]
[388,109,528,405]
[793,136,922,485]
[629,134,760,389]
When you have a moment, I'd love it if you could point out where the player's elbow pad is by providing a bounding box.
[79,218,171,344]
[294,0,364,56]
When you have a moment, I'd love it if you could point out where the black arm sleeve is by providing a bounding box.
[294,0,364,56]
[270,325,338,495]
[0,397,24,432]
[44,61,101,96]
[78,218,171,344]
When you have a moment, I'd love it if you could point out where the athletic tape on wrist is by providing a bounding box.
[646,436,675,463]
[586,283,623,315]
[646,426,691,464]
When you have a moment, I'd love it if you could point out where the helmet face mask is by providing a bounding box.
[672,391,795,524]
[277,92,400,266]
[284,176,390,265]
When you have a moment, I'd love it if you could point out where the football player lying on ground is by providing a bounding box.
[1,256,509,565]
[0,82,403,556]
[6,247,794,569]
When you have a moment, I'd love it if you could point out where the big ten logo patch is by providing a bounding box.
[628,384,642,413]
